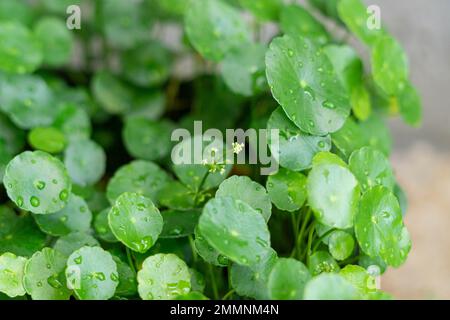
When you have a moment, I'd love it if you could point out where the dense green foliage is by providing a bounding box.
[0,0,421,300]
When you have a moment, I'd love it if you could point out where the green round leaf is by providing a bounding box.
[199,197,271,266]
[216,175,272,222]
[280,4,329,44]
[53,103,92,143]
[350,84,371,121]
[266,168,307,212]
[91,71,133,115]
[66,246,118,300]
[268,257,311,300]
[160,209,201,238]
[328,230,355,261]
[122,42,171,87]
[0,74,56,129]
[371,36,408,95]
[339,265,377,297]
[34,193,92,236]
[194,226,229,267]
[308,251,340,276]
[108,192,163,253]
[94,208,118,243]
[34,17,73,67]
[221,43,267,96]
[126,90,165,121]
[0,252,27,297]
[239,0,281,20]
[331,117,367,160]
[359,114,391,156]
[123,117,173,161]
[28,127,66,154]
[106,160,171,205]
[0,113,26,155]
[312,151,347,167]
[267,107,331,171]
[185,0,250,61]
[231,248,277,299]
[0,22,42,74]
[354,186,411,267]
[4,151,72,214]
[23,248,71,300]
[307,163,360,228]
[265,35,350,135]
[53,232,99,258]
[159,181,196,210]
[398,81,422,127]
[349,146,395,192]
[64,139,106,187]
[137,253,191,300]
[304,273,359,300]
[0,206,46,257]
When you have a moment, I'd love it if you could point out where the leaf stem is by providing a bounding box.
[208,264,219,300]
[295,208,312,256]
[311,228,338,253]
[222,289,235,300]
[188,235,198,265]
[126,247,137,275]
[304,221,316,265]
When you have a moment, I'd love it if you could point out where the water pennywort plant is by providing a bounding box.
[0,0,421,300]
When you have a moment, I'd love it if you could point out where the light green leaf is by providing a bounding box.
[304,273,360,300]
[185,0,250,61]
[265,35,351,135]
[137,253,191,300]
[267,257,311,300]
[108,192,163,253]
[94,208,118,243]
[266,168,307,212]
[355,186,411,267]
[328,230,355,261]
[28,127,66,154]
[0,252,27,297]
[23,248,71,300]
[267,107,331,171]
[307,163,360,228]
[4,151,72,214]
[311,151,347,168]
[66,246,119,300]
[34,193,92,236]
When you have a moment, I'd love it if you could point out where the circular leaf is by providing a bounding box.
[266,35,350,135]
[0,252,27,297]
[194,226,229,267]
[65,246,118,300]
[308,251,340,276]
[53,232,99,258]
[239,0,281,21]
[159,181,196,210]
[185,0,250,61]
[34,193,92,236]
[216,175,272,222]
[23,248,71,300]
[307,163,360,228]
[0,22,42,74]
[266,167,307,212]
[28,127,66,154]
[354,186,411,267]
[304,273,359,300]
[4,151,72,214]
[64,139,106,187]
[161,209,201,238]
[108,192,163,253]
[137,253,191,300]
[53,102,91,143]
[91,71,133,115]
[199,197,271,266]
[328,230,355,261]
[267,257,311,300]
[267,107,332,171]
[106,160,171,205]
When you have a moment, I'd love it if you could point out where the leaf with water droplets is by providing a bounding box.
[160,209,201,239]
[339,265,377,298]
[199,197,271,266]
[65,246,118,300]
[193,227,229,267]
[174,291,209,300]
[64,139,106,187]
[267,257,311,300]
[265,35,351,135]
[308,251,340,276]
[349,146,395,192]
[34,193,92,236]
[354,186,411,267]
[267,107,332,171]
[328,230,355,261]
[185,0,250,61]
[0,206,46,257]
[53,232,100,258]
[23,248,71,300]
[221,43,267,96]
[106,160,171,205]
[266,167,307,212]
[94,208,118,243]
[3,150,72,214]
[108,192,163,253]
[137,253,191,300]
[0,21,42,74]
[0,252,27,298]
[371,36,409,96]
[280,4,330,44]
[231,248,277,299]
[304,273,360,300]
[307,163,360,229]
[216,175,272,222]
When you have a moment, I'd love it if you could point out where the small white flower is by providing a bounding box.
[232,142,244,154]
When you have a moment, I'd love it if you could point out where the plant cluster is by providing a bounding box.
[0,0,421,300]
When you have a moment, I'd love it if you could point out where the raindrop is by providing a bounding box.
[16,196,24,207]
[322,100,335,109]
[30,196,40,207]
[35,181,46,190]
[59,190,69,201]
[74,256,82,264]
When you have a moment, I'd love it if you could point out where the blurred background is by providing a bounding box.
[368,0,450,299]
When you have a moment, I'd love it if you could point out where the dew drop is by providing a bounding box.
[74,256,82,264]
[16,196,24,207]
[288,49,294,57]
[59,190,69,201]
[30,196,40,207]
[322,100,336,109]
[35,181,46,190]
[318,141,325,148]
